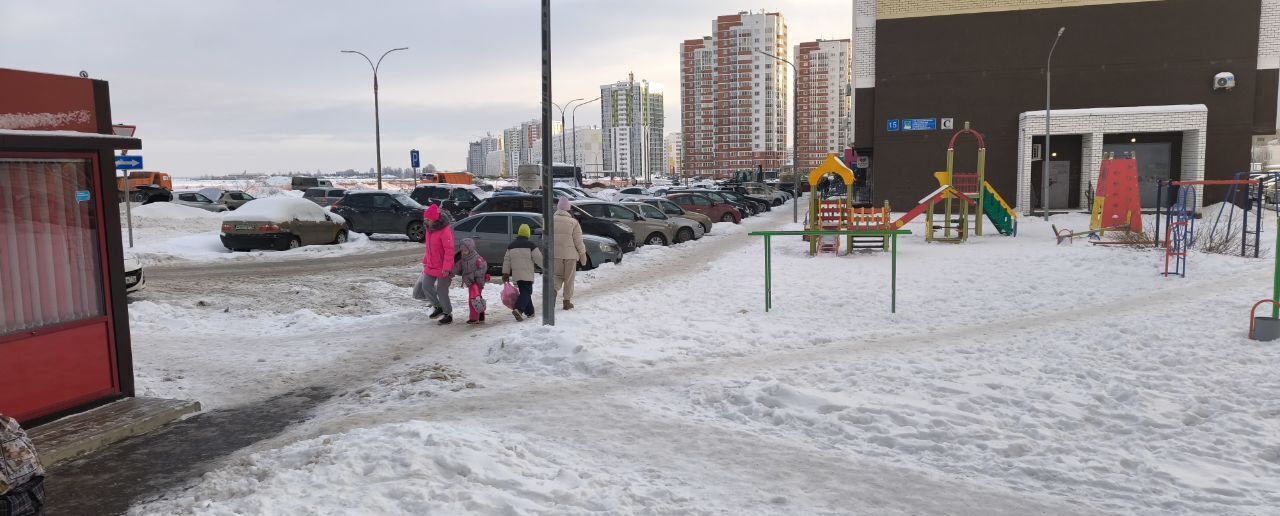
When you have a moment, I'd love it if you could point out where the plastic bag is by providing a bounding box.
[501,282,519,309]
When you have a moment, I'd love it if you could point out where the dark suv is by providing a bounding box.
[409,184,488,220]
[468,194,637,252]
[331,191,428,242]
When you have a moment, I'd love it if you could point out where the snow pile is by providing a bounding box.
[131,202,222,220]
[337,363,478,406]
[132,421,702,515]
[483,320,615,377]
[225,197,340,223]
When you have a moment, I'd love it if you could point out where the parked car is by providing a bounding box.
[171,190,229,212]
[468,193,637,252]
[618,187,649,196]
[303,187,347,207]
[124,257,145,294]
[673,189,756,217]
[666,192,741,223]
[220,197,348,251]
[622,195,713,234]
[684,188,768,215]
[620,201,704,242]
[291,177,334,190]
[573,200,676,246]
[330,191,428,242]
[736,184,788,206]
[214,190,256,210]
[451,212,622,271]
[410,183,489,220]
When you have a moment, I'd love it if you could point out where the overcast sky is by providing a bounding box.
[2,1,854,176]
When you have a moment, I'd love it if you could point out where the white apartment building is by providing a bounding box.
[663,132,682,176]
[795,38,852,172]
[483,149,504,177]
[601,73,664,180]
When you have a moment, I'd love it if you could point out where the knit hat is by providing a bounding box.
[557,197,570,211]
[517,224,531,238]
[424,204,440,221]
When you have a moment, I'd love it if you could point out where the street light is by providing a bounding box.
[1043,27,1065,221]
[341,47,409,190]
[758,49,799,223]
[552,98,584,167]
[571,97,600,178]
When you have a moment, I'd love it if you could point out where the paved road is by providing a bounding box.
[145,246,422,280]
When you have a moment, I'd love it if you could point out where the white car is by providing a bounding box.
[171,190,229,212]
[124,257,145,294]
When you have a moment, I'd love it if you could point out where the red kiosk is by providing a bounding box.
[0,68,140,424]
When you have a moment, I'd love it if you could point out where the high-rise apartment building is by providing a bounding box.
[466,134,502,176]
[681,11,789,179]
[663,132,682,176]
[601,74,664,180]
[501,120,561,176]
[795,39,852,173]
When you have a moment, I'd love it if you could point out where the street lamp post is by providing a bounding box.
[1043,27,1065,221]
[758,50,799,223]
[540,0,555,326]
[571,97,600,178]
[552,98,584,168]
[342,47,408,190]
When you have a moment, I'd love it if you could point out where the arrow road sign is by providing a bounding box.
[115,156,144,170]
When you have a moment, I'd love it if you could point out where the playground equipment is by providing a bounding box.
[1053,157,1143,245]
[805,155,857,256]
[1162,187,1196,277]
[1156,175,1264,259]
[1248,215,1280,341]
[751,228,911,313]
[921,123,1017,242]
[799,124,1016,255]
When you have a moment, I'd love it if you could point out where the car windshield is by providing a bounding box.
[392,194,423,208]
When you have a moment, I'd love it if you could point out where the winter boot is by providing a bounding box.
[512,309,524,321]
[466,319,480,325]
[428,307,444,319]
[480,313,486,322]
[437,314,453,325]
[563,300,574,310]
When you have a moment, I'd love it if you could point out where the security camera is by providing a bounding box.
[1214,72,1235,90]
[79,71,89,78]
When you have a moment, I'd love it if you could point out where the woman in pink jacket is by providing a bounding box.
[412,205,456,325]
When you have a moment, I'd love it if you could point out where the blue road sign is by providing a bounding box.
[115,155,143,170]
[410,149,420,169]
[902,118,937,131]
[75,190,91,202]
[886,119,900,132]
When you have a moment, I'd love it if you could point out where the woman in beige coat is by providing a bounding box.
[552,197,587,309]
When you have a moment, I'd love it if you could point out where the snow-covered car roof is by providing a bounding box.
[223,197,345,224]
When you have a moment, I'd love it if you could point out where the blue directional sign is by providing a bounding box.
[886,119,900,132]
[902,118,937,131]
[115,155,143,170]
[410,149,420,169]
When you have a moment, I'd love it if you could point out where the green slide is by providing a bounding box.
[982,183,1017,236]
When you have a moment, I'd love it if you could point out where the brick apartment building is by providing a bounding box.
[851,0,1280,213]
[681,11,789,179]
[796,39,852,174]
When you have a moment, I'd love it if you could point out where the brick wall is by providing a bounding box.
[877,0,1158,19]
[1014,106,1208,214]
[1261,0,1280,69]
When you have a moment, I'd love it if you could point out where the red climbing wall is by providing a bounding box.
[1092,158,1142,232]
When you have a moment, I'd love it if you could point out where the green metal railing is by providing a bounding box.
[749,229,912,313]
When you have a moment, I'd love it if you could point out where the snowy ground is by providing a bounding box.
[123,200,1280,515]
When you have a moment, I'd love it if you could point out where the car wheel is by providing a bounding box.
[332,230,348,245]
[129,191,147,203]
[720,213,735,223]
[676,227,694,243]
[364,232,373,237]
[773,199,783,207]
[645,233,668,246]
[278,235,301,251]
[407,221,425,242]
